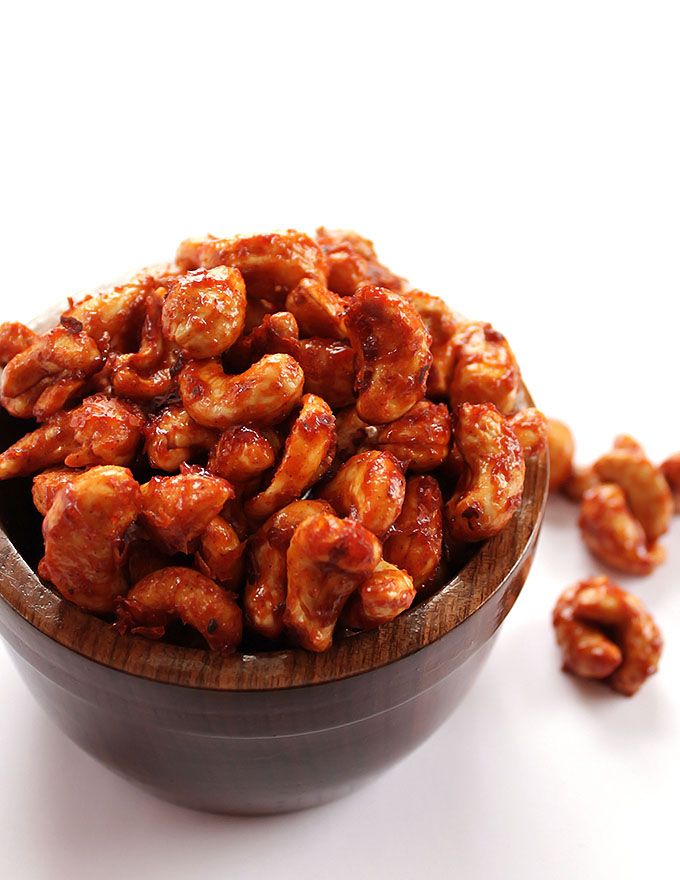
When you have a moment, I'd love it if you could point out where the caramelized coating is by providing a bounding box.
[161,266,246,358]
[1,325,103,421]
[63,277,151,352]
[116,566,242,654]
[179,354,304,430]
[508,408,548,459]
[145,404,218,472]
[225,311,299,372]
[296,338,356,409]
[342,560,416,630]
[593,441,673,543]
[195,516,245,590]
[140,467,234,555]
[0,394,145,480]
[405,291,459,398]
[612,434,643,453]
[176,231,326,308]
[346,285,432,424]
[366,401,451,472]
[661,452,680,513]
[553,576,662,696]
[284,513,381,652]
[245,394,336,521]
[244,298,276,333]
[448,321,520,415]
[208,425,278,489]
[383,476,443,590]
[334,405,369,460]
[446,403,525,542]
[32,467,83,516]
[225,313,355,410]
[579,484,665,576]
[562,465,599,502]
[111,287,176,402]
[0,322,38,366]
[319,450,406,538]
[65,394,146,468]
[335,401,451,471]
[245,499,333,640]
[547,418,575,492]
[316,228,405,296]
[39,465,142,612]
[553,579,623,681]
[0,411,75,480]
[285,277,348,339]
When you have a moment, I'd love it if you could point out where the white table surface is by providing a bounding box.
[1,3,679,878]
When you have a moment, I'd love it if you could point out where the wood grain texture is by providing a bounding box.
[0,305,548,812]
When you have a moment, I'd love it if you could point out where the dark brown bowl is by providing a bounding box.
[0,310,548,814]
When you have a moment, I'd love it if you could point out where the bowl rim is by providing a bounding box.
[0,306,548,693]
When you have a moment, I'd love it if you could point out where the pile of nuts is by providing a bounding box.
[547,418,678,695]
[0,229,546,654]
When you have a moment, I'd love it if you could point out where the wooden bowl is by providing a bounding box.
[0,309,548,814]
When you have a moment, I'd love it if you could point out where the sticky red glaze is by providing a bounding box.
[346,285,432,424]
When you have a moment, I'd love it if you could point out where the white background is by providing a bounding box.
[1,2,679,878]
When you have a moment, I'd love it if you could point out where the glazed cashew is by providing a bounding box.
[140,466,234,555]
[355,401,452,472]
[445,403,525,542]
[245,394,336,521]
[0,324,103,421]
[661,452,680,513]
[0,322,38,366]
[0,394,145,480]
[284,513,381,652]
[316,227,405,296]
[176,230,327,309]
[334,405,369,461]
[373,401,451,472]
[39,465,142,613]
[383,475,444,590]
[63,276,151,352]
[579,484,665,575]
[296,338,356,410]
[207,425,279,490]
[562,465,599,502]
[111,287,176,402]
[161,266,246,358]
[116,566,243,654]
[508,408,548,459]
[32,467,84,515]
[285,277,348,339]
[342,560,416,631]
[179,354,304,430]
[65,394,147,468]
[405,290,459,399]
[0,411,76,480]
[546,418,575,492]
[553,576,662,696]
[225,311,299,372]
[318,450,406,538]
[145,404,218,472]
[346,285,432,424]
[448,321,520,415]
[593,440,673,543]
[244,499,333,640]
[194,516,245,591]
